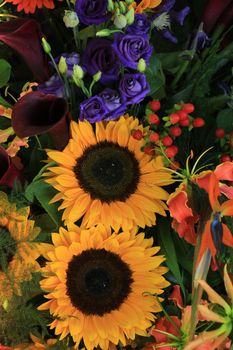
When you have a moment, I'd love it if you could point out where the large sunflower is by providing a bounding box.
[45,116,173,231]
[38,224,169,350]
[0,192,41,301]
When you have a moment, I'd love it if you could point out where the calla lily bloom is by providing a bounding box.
[0,18,49,82]
[0,146,22,188]
[196,173,233,267]
[11,91,70,150]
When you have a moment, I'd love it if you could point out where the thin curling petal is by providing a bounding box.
[223,265,233,305]
[198,280,231,313]
[197,305,225,323]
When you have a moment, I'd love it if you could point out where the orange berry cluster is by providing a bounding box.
[132,100,205,163]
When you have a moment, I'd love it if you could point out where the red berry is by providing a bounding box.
[149,100,161,112]
[170,126,182,137]
[220,154,232,162]
[230,131,233,149]
[179,117,190,127]
[162,135,173,146]
[148,113,160,125]
[215,128,225,138]
[165,145,178,158]
[149,132,160,143]
[132,129,143,140]
[192,118,205,128]
[182,103,195,114]
[169,113,180,124]
[177,110,188,120]
[144,145,155,156]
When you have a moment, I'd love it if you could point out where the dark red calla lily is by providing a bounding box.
[0,146,21,188]
[0,18,49,82]
[11,91,71,150]
[202,0,233,33]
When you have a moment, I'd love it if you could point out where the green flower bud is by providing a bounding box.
[58,56,67,75]
[63,10,79,28]
[125,7,134,25]
[107,0,114,12]
[137,58,146,72]
[119,1,126,13]
[73,65,84,80]
[114,14,127,29]
[93,71,102,82]
[96,29,113,37]
[125,0,134,5]
[41,37,51,54]
[2,299,9,311]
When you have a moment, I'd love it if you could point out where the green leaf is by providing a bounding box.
[145,54,165,96]
[25,179,62,228]
[0,59,11,88]
[0,95,12,107]
[216,108,233,133]
[157,217,185,295]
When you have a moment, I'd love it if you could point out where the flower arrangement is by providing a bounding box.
[0,0,232,349]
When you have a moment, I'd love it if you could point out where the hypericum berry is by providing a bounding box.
[182,103,195,114]
[177,110,188,120]
[179,118,190,127]
[149,132,160,143]
[162,135,173,146]
[170,126,182,137]
[215,128,225,138]
[220,154,232,162]
[165,145,178,158]
[144,144,155,156]
[132,129,143,140]
[148,113,160,125]
[192,118,205,127]
[230,131,233,149]
[149,100,161,112]
[169,113,180,124]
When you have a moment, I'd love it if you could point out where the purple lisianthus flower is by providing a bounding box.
[54,52,80,78]
[112,33,152,69]
[82,38,120,84]
[75,0,110,25]
[79,96,108,123]
[99,88,126,120]
[119,73,150,105]
[37,74,65,97]
[126,14,151,35]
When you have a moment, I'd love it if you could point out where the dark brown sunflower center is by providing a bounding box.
[73,141,140,202]
[0,226,17,271]
[66,248,133,316]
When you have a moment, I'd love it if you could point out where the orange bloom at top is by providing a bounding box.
[5,0,55,13]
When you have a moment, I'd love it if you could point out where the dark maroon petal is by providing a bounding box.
[11,91,70,150]
[0,146,21,188]
[202,0,233,33]
[0,18,49,82]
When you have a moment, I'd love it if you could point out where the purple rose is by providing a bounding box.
[126,14,151,35]
[99,88,126,120]
[37,74,65,97]
[112,33,152,69]
[54,52,80,78]
[75,0,110,25]
[119,73,150,105]
[79,96,108,123]
[82,38,120,84]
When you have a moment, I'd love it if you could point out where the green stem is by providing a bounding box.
[171,60,190,90]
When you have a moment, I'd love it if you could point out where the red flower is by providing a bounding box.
[0,146,22,188]
[5,0,55,13]
[0,18,49,82]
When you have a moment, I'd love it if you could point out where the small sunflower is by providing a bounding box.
[38,224,169,350]
[0,192,41,301]
[45,116,173,231]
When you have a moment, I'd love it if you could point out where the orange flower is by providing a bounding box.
[196,173,233,267]
[132,0,162,13]
[5,0,55,13]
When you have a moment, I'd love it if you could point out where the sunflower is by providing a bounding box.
[45,116,173,231]
[12,334,76,349]
[38,224,169,350]
[0,192,41,301]
[5,0,54,13]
